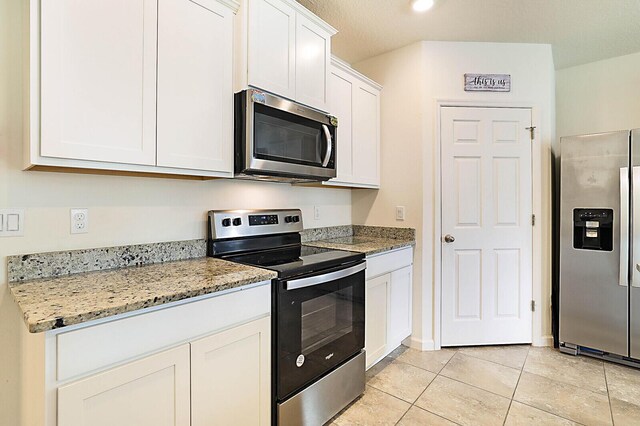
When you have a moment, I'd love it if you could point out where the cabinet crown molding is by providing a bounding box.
[331,55,383,91]
[214,0,241,12]
[282,0,337,35]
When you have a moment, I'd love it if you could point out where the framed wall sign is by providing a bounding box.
[464,74,511,92]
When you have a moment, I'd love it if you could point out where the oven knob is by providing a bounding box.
[221,218,231,227]
[292,215,300,223]
[232,218,242,226]
[284,216,293,223]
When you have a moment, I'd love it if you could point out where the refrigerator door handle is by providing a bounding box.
[633,166,640,287]
[621,167,630,287]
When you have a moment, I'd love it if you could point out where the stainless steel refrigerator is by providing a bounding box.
[560,129,640,363]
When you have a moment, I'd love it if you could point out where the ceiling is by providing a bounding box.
[296,0,640,69]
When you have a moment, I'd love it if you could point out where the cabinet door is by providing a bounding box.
[353,84,381,186]
[156,0,233,173]
[389,266,413,350]
[365,274,390,369]
[248,0,296,100]
[58,344,190,426]
[40,0,157,165]
[328,66,354,183]
[191,316,271,426]
[295,14,331,111]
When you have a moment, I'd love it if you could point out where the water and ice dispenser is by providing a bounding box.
[573,209,614,251]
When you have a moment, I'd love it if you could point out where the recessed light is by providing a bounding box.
[412,0,434,12]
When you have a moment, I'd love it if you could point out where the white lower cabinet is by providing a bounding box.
[365,248,413,369]
[365,274,390,367]
[22,283,272,426]
[58,344,191,426]
[191,317,271,426]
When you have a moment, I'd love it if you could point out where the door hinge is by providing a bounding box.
[531,300,536,312]
[532,214,536,226]
[526,126,536,140]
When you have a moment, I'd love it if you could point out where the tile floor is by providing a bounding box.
[329,345,640,426]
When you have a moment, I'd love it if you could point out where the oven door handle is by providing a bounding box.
[321,124,333,168]
[284,262,366,291]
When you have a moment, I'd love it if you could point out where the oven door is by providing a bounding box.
[276,261,365,401]
[237,89,337,180]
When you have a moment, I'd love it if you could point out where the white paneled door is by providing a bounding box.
[441,107,533,346]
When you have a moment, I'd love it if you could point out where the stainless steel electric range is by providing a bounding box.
[207,209,366,426]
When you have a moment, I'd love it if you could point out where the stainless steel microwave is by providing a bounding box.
[234,89,337,182]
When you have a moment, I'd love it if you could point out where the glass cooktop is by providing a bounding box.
[222,245,364,279]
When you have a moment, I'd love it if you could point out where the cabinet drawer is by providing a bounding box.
[366,247,413,279]
[57,283,270,382]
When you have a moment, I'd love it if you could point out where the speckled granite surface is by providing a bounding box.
[305,236,414,255]
[304,225,415,255]
[301,225,415,243]
[8,225,413,333]
[8,239,206,283]
[10,258,276,333]
[300,225,353,243]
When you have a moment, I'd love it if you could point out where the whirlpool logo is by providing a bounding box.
[325,353,334,360]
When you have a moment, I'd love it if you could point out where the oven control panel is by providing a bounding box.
[249,214,279,226]
[208,209,303,240]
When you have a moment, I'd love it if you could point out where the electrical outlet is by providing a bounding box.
[396,206,406,221]
[314,206,320,220]
[71,208,89,234]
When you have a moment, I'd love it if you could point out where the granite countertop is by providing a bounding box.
[8,225,415,334]
[10,258,277,333]
[305,236,415,256]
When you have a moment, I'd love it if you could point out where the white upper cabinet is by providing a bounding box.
[247,0,296,100]
[40,0,158,166]
[294,14,331,111]
[156,0,234,173]
[325,57,382,188]
[236,0,336,112]
[353,84,380,186]
[27,0,238,178]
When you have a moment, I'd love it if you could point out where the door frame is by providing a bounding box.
[434,99,546,349]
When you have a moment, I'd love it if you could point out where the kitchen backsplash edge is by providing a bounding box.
[8,225,416,283]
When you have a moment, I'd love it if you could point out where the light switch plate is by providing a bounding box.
[396,206,406,221]
[0,209,25,237]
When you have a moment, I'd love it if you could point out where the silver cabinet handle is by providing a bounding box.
[444,234,455,243]
[322,124,333,167]
[621,167,630,286]
[285,262,366,291]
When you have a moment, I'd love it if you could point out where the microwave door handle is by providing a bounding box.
[284,262,366,291]
[322,125,333,167]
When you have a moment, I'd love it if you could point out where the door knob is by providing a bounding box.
[444,234,455,243]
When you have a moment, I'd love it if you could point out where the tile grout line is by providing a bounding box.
[456,346,531,370]
[513,400,588,426]
[503,344,531,425]
[603,363,615,425]
[394,346,463,426]
[505,346,592,425]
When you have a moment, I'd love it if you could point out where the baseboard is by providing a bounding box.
[533,334,554,347]
[406,336,435,351]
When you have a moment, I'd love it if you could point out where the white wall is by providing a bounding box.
[351,43,427,347]
[0,1,351,424]
[355,41,555,349]
[556,51,640,140]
